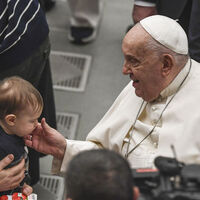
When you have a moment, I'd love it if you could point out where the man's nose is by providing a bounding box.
[122,62,132,74]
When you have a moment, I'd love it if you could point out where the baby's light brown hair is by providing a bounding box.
[0,76,43,120]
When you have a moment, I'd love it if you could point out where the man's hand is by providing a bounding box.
[0,155,25,192]
[24,118,66,160]
[132,5,157,24]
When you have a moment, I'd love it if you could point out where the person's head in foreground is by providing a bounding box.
[122,15,189,102]
[65,149,139,200]
[0,76,43,137]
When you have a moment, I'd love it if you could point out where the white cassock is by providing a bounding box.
[52,59,200,173]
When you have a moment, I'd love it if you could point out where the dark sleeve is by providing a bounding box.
[188,0,200,63]
[38,0,45,11]
[136,0,157,3]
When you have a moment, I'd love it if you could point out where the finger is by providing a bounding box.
[10,167,25,186]
[24,135,32,140]
[24,135,33,147]
[9,183,20,191]
[24,139,33,147]
[7,168,25,190]
[9,180,22,190]
[22,184,33,196]
[0,154,14,170]
[41,117,52,133]
[9,159,25,176]
[31,123,42,135]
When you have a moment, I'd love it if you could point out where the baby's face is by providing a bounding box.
[13,107,41,137]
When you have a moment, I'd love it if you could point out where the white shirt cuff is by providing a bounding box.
[134,0,156,7]
[51,139,99,173]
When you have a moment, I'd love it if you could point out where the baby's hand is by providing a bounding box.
[22,183,33,197]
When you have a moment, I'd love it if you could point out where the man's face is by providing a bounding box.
[122,25,166,102]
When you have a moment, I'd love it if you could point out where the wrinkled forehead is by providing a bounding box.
[122,24,151,54]
[123,24,150,45]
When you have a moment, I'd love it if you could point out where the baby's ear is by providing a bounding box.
[5,114,16,126]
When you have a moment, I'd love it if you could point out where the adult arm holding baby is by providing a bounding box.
[0,155,32,196]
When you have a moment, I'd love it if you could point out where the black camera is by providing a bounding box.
[132,156,200,200]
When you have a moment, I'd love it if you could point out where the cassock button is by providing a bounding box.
[153,142,158,148]
[152,106,157,111]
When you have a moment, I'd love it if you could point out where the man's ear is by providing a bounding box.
[133,186,139,200]
[5,114,16,126]
[161,54,174,77]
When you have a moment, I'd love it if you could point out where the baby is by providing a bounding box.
[0,76,43,196]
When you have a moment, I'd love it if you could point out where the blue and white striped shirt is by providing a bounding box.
[0,0,49,68]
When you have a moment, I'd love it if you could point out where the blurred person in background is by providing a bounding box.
[39,0,101,44]
[131,0,200,62]
[0,0,57,185]
[67,0,101,44]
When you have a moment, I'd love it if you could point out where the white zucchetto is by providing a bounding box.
[140,15,188,55]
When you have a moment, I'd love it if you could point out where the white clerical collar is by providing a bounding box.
[160,59,190,99]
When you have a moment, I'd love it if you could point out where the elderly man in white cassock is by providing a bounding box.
[25,15,200,172]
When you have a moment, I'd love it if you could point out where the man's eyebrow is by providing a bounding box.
[125,55,139,62]
[125,55,134,59]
